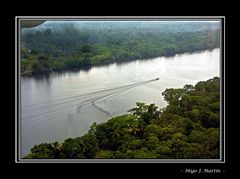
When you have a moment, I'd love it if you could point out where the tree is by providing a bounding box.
[80,133,99,158]
[128,139,143,150]
[162,88,184,103]
[128,103,161,125]
[96,150,114,159]
[154,145,171,158]
[144,124,162,138]
[145,136,160,150]
[126,148,157,159]
[81,44,92,53]
[24,143,54,159]
[60,138,82,158]
[183,84,194,92]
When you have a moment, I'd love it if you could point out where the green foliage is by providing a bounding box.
[145,136,160,150]
[128,139,143,150]
[96,150,114,159]
[24,77,220,159]
[24,143,54,159]
[126,148,158,159]
[144,124,162,138]
[128,103,161,125]
[21,24,220,74]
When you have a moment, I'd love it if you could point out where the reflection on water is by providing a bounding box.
[20,48,220,157]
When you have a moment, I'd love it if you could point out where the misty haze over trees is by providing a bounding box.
[21,21,220,74]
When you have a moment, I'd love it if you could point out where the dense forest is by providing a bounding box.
[21,21,220,74]
[24,77,220,159]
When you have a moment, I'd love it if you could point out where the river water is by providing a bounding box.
[20,48,220,157]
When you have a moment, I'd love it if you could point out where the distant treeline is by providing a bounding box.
[21,22,220,74]
[24,77,220,159]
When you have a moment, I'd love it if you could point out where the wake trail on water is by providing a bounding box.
[22,79,158,128]
[22,90,125,128]
[22,81,152,119]
[22,79,154,108]
[91,82,146,117]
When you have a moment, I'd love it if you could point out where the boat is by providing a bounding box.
[155,78,159,80]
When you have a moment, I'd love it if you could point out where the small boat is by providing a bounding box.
[155,78,159,80]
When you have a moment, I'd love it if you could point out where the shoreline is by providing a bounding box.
[21,47,220,77]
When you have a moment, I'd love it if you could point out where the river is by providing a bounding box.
[20,48,220,157]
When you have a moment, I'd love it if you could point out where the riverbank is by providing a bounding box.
[21,25,220,76]
[21,47,219,76]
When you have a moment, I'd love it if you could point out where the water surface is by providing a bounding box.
[21,48,220,157]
